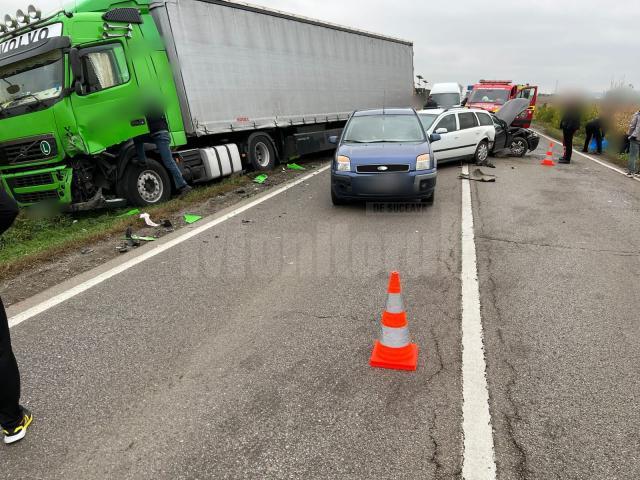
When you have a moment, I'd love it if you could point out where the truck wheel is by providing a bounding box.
[474,140,489,164]
[123,158,172,206]
[247,133,277,171]
[509,137,528,157]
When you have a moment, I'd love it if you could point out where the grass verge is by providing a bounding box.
[0,174,251,280]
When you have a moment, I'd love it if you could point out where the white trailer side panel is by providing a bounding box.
[157,0,414,136]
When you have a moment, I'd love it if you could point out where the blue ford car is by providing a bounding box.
[329,108,440,205]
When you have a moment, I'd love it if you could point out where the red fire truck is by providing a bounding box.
[467,80,538,128]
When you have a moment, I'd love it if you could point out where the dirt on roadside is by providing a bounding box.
[0,158,329,307]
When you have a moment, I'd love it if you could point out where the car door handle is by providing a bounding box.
[130,118,146,127]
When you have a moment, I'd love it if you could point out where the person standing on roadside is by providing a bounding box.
[582,116,606,155]
[627,110,640,178]
[132,94,192,197]
[559,103,581,164]
[0,188,33,444]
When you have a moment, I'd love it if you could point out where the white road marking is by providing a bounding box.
[536,130,640,181]
[8,165,331,329]
[460,164,498,480]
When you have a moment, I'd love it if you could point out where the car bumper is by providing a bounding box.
[331,170,437,200]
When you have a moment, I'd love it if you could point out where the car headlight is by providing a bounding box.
[416,153,431,171]
[336,155,351,172]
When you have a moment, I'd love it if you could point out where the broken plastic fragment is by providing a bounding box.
[140,213,160,227]
[130,235,156,242]
[118,208,140,218]
[253,174,268,184]
[287,163,305,171]
[184,214,202,224]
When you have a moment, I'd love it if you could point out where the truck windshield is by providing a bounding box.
[343,115,425,143]
[469,89,510,105]
[0,50,63,112]
[430,93,460,108]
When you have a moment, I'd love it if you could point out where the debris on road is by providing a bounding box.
[80,248,94,255]
[161,219,174,232]
[253,174,268,184]
[287,163,306,171]
[459,168,496,183]
[184,214,202,224]
[128,235,156,242]
[117,209,141,218]
[140,213,160,227]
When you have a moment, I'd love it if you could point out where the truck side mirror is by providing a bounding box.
[328,135,338,145]
[69,48,84,95]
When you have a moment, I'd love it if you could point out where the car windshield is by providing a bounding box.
[0,50,64,111]
[469,89,510,105]
[418,113,439,131]
[343,114,425,143]
[430,93,460,108]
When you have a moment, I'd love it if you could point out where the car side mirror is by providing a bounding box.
[429,133,442,143]
[435,128,448,134]
[328,135,338,145]
[69,48,85,95]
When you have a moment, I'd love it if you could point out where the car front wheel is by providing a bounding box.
[509,137,528,157]
[474,140,489,164]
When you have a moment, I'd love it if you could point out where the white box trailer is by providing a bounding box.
[151,0,415,140]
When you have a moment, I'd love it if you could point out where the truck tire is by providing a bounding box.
[474,140,489,164]
[123,158,172,206]
[509,137,528,157]
[247,133,277,171]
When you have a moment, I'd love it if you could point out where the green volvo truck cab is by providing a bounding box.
[0,0,185,209]
[0,0,413,210]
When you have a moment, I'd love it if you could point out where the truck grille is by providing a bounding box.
[0,134,58,165]
[7,172,55,188]
[356,164,410,173]
[13,190,60,204]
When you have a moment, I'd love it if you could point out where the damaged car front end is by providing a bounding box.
[491,99,540,157]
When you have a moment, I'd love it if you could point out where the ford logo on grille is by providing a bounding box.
[377,165,388,171]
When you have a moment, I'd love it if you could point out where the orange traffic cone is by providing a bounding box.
[369,272,418,371]
[541,142,555,166]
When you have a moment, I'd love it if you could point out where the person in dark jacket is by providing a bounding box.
[582,117,606,154]
[559,105,581,163]
[0,188,33,444]
[133,104,192,197]
[424,95,438,109]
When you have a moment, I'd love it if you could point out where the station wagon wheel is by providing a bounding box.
[474,140,489,164]
[509,137,528,157]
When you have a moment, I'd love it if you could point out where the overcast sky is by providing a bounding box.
[2,0,637,93]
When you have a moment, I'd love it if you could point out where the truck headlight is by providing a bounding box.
[336,155,350,172]
[416,153,431,171]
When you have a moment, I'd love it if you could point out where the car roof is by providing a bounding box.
[417,108,493,115]
[353,108,416,117]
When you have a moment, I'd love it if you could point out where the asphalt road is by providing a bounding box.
[2,141,639,479]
